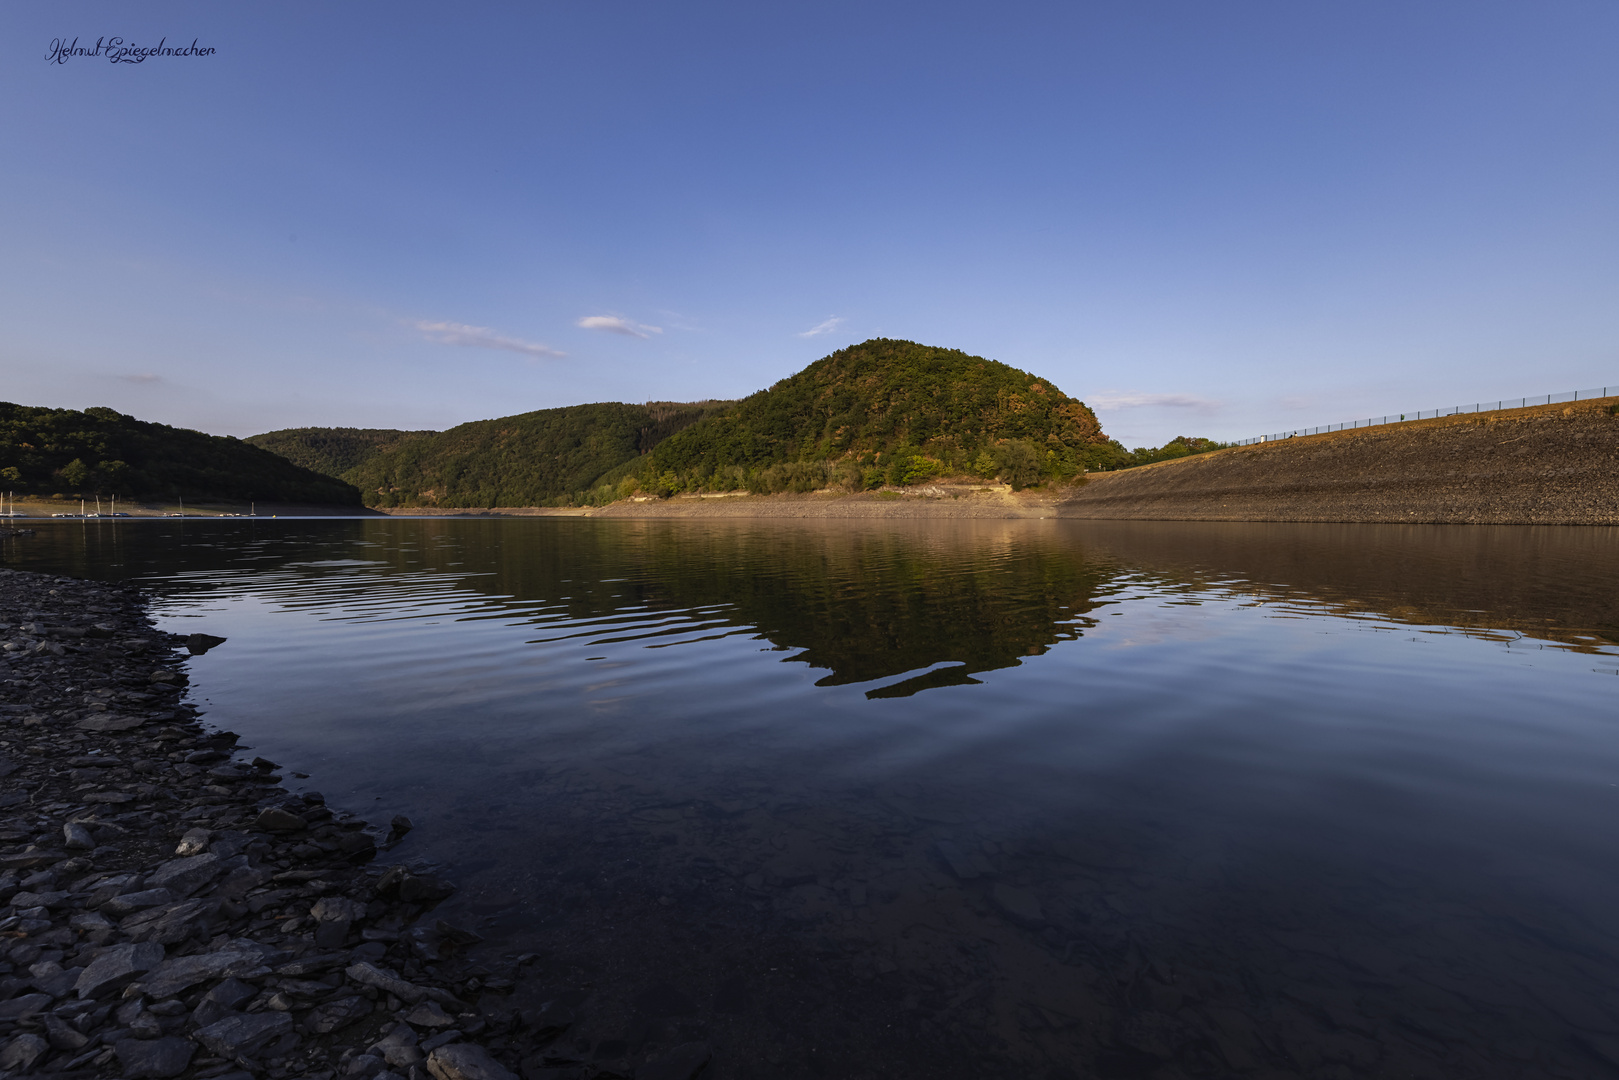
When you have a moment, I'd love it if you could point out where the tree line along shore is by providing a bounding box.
[5,340,1614,525]
[370,398,1619,526]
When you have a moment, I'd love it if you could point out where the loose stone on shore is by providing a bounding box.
[0,566,592,1080]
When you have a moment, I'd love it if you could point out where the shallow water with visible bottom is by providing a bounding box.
[7,517,1619,1078]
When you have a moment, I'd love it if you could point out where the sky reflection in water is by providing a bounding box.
[7,518,1619,1078]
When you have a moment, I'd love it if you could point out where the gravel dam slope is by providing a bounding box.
[1059,396,1619,525]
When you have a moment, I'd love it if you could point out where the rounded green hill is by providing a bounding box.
[643,338,1112,493]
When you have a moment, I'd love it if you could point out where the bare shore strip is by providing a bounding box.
[1059,396,1619,525]
[0,568,705,1080]
[374,486,1066,520]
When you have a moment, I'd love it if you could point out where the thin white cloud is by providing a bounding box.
[119,373,163,384]
[577,315,663,338]
[413,321,564,359]
[797,316,844,339]
[1089,391,1217,411]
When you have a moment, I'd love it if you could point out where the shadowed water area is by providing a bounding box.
[6,517,1619,1079]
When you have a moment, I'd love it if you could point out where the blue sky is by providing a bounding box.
[2,2,1616,447]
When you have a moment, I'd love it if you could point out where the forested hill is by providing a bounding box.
[642,339,1113,493]
[291,400,733,508]
[245,427,432,481]
[0,403,361,504]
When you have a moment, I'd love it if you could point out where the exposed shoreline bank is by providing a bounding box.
[0,567,674,1080]
[0,503,378,521]
[1059,397,1619,525]
[371,486,1065,520]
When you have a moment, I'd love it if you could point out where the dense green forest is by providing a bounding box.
[0,403,360,504]
[1104,435,1230,470]
[635,339,1114,495]
[238,340,1220,508]
[293,401,733,508]
[245,427,431,480]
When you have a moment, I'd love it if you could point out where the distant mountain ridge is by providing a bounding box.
[246,340,1121,506]
[245,427,431,481]
[0,402,360,504]
[251,401,732,509]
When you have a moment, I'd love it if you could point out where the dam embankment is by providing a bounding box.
[1059,396,1619,525]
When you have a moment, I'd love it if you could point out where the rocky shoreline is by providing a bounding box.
[0,568,706,1080]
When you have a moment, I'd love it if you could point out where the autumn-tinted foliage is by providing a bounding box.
[641,339,1112,491]
[0,403,361,504]
[331,401,733,508]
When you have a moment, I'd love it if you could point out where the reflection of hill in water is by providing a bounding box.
[1070,520,1619,653]
[9,519,1616,701]
[403,519,1114,697]
[612,522,1111,695]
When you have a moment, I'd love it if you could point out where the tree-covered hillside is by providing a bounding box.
[640,339,1113,493]
[0,403,361,504]
[339,401,732,508]
[245,427,432,480]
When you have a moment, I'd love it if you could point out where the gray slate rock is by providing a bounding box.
[274,952,348,977]
[196,1009,295,1064]
[115,1035,196,1078]
[192,976,258,1028]
[145,852,223,898]
[141,941,273,999]
[214,862,270,899]
[0,993,51,1020]
[373,1025,422,1068]
[69,910,115,933]
[0,1033,49,1072]
[62,822,95,851]
[83,786,137,800]
[347,1053,385,1076]
[347,960,427,1003]
[75,940,164,999]
[31,965,80,998]
[404,1001,456,1028]
[255,807,307,832]
[43,1013,89,1050]
[102,887,175,915]
[426,1042,519,1080]
[306,995,372,1034]
[311,896,367,923]
[122,896,221,945]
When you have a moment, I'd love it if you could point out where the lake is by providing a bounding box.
[6,517,1619,1079]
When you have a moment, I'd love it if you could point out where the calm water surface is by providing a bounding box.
[6,518,1619,1079]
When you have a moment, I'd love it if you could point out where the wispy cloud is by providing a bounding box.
[797,316,844,339]
[413,321,564,359]
[119,373,163,384]
[1088,391,1217,411]
[577,315,663,339]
